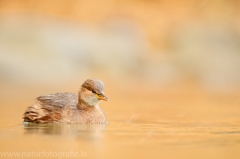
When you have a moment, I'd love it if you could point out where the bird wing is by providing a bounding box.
[37,92,78,110]
[23,92,78,123]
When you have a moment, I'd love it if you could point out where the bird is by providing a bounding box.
[23,79,108,124]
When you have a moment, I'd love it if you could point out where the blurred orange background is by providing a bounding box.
[0,1,240,159]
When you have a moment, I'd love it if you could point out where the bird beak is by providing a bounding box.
[97,93,109,101]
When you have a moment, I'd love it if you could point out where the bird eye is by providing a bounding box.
[92,90,97,94]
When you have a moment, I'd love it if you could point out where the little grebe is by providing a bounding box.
[23,79,108,124]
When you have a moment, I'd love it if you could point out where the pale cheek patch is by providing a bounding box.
[83,96,100,106]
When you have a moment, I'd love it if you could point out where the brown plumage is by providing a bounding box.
[23,79,108,124]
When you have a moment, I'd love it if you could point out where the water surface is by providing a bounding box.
[0,87,240,159]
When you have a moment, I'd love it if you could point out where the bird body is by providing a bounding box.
[23,79,108,124]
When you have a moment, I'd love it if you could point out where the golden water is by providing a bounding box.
[0,84,240,159]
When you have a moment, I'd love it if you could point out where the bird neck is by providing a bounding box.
[77,92,96,111]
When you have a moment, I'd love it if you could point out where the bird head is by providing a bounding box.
[79,79,108,106]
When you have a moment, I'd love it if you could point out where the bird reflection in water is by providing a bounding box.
[23,122,106,141]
